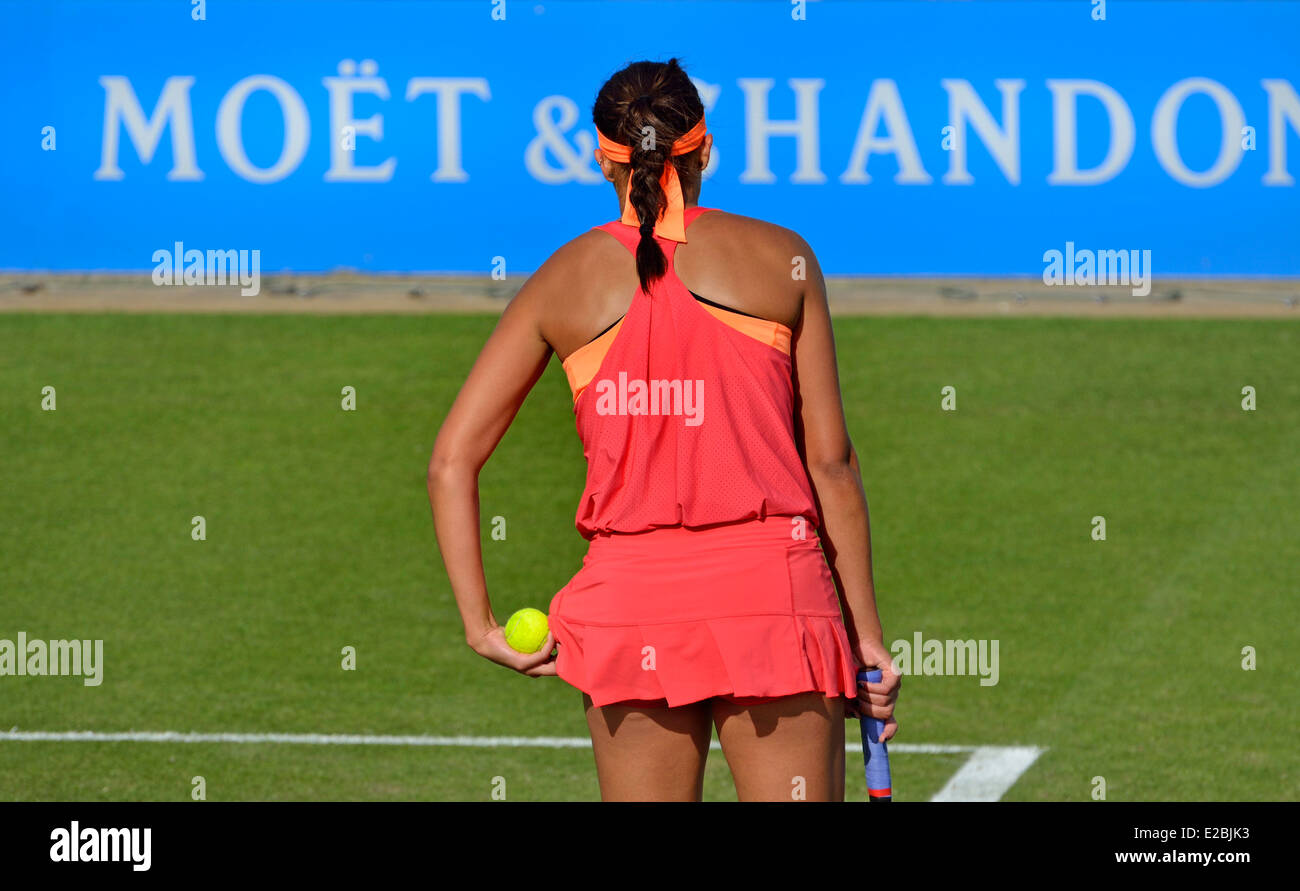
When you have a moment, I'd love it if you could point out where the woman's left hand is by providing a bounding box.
[846,637,900,741]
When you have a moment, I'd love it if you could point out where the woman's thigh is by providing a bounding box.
[583,694,714,801]
[712,692,846,801]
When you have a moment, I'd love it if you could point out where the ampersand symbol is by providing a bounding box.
[525,96,603,184]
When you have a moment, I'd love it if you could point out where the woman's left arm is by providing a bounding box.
[427,274,557,676]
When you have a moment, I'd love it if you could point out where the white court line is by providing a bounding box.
[931,746,1047,802]
[1,731,600,748]
[0,730,969,754]
[0,732,1045,800]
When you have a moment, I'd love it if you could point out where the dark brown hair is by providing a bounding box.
[593,58,706,292]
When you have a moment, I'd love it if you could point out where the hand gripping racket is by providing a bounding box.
[857,667,893,801]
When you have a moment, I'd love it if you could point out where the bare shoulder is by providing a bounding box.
[520,228,623,296]
[691,209,815,262]
[516,225,635,356]
[676,209,820,329]
[513,227,624,316]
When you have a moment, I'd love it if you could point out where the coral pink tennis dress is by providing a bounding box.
[546,206,861,708]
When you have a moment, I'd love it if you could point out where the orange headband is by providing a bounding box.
[595,114,707,243]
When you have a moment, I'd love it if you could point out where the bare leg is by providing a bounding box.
[713,693,846,802]
[583,694,713,801]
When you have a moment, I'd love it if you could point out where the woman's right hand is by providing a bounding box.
[468,625,558,678]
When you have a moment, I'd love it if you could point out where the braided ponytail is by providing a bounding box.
[593,59,706,293]
[625,96,670,291]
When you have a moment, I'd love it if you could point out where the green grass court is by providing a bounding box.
[0,313,1295,801]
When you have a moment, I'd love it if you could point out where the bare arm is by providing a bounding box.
[427,266,559,675]
[789,237,899,734]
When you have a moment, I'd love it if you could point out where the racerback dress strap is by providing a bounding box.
[592,205,715,272]
[590,205,716,424]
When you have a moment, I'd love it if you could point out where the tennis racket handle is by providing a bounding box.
[857,668,893,801]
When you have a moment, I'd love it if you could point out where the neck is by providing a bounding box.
[614,186,701,213]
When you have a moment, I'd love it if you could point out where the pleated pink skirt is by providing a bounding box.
[547,516,862,708]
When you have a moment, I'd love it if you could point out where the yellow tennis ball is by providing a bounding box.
[504,608,549,654]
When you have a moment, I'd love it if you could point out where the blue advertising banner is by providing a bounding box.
[2,0,1297,275]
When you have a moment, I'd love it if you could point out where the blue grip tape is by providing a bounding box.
[857,667,893,800]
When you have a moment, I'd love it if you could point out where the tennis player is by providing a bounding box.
[429,58,899,801]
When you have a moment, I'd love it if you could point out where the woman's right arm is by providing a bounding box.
[427,266,559,676]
